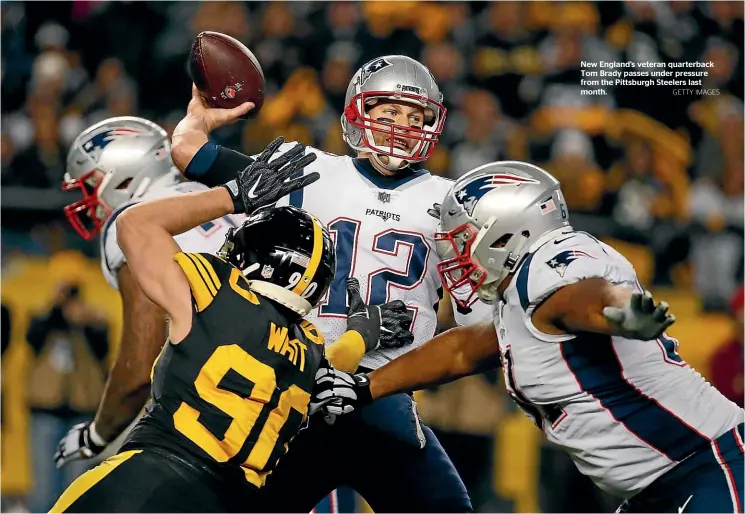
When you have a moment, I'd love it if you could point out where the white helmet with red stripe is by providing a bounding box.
[435,161,570,307]
[63,117,173,240]
[341,55,446,171]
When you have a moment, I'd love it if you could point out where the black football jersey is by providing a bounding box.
[123,252,325,488]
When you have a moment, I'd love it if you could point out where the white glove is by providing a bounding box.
[54,421,108,468]
[309,366,372,422]
[603,290,675,341]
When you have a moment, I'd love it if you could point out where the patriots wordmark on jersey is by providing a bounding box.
[266,142,492,369]
[497,230,745,499]
[100,174,245,290]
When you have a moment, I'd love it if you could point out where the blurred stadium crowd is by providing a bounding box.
[1,2,743,512]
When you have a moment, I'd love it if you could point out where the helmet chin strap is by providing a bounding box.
[370,152,410,172]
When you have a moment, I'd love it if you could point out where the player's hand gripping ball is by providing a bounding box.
[189,31,265,116]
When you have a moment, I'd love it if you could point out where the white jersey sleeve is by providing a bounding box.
[509,231,637,342]
[99,180,244,290]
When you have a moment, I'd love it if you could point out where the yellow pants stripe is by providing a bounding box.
[49,449,142,513]
[292,217,323,296]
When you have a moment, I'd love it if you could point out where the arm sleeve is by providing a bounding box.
[325,331,367,373]
[183,143,255,186]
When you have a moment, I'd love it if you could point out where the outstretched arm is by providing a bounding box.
[92,264,167,441]
[311,321,500,415]
[531,278,674,340]
[368,322,500,399]
[117,187,235,342]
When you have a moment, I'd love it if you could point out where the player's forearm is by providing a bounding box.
[171,114,211,172]
[93,266,167,441]
[554,279,633,335]
[368,322,499,400]
[120,188,234,240]
[173,138,255,186]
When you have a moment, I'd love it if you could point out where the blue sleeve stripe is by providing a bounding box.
[288,170,304,208]
[516,253,535,311]
[184,143,220,179]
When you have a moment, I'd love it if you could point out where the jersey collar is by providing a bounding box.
[352,158,430,190]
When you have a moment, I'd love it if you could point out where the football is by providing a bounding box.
[189,31,265,115]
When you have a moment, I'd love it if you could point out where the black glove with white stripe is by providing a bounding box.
[345,278,414,351]
[221,137,319,215]
[603,290,676,340]
[309,363,372,420]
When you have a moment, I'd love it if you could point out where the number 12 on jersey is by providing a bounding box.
[319,218,429,316]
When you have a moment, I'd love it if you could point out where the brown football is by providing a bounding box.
[189,31,265,115]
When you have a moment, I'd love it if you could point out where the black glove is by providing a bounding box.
[345,278,414,352]
[309,363,373,420]
[221,137,319,215]
[54,421,107,468]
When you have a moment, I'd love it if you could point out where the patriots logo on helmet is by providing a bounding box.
[82,128,149,156]
[453,173,541,216]
[546,250,595,277]
[359,58,392,84]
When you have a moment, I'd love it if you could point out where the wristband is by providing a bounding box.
[354,373,374,406]
[88,421,108,447]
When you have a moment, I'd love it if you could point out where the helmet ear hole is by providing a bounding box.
[115,178,133,190]
[491,233,513,249]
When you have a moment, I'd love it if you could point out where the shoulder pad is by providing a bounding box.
[514,233,610,312]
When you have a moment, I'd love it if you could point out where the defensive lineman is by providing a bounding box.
[313,161,745,513]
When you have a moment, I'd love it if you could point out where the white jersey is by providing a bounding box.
[269,143,491,369]
[100,172,244,289]
[495,229,745,498]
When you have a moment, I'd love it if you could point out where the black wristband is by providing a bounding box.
[185,144,255,187]
[219,182,245,214]
[354,373,374,406]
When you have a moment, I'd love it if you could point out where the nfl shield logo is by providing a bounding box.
[378,192,391,204]
[261,264,274,279]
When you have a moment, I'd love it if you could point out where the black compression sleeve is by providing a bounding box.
[183,143,255,187]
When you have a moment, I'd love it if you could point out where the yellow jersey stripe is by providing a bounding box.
[193,253,222,292]
[50,450,142,512]
[185,253,218,297]
[173,253,216,312]
[292,217,323,296]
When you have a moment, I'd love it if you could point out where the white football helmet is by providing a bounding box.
[63,117,173,240]
[341,55,446,171]
[436,161,570,307]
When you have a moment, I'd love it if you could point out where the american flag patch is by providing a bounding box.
[291,252,310,267]
[540,198,556,215]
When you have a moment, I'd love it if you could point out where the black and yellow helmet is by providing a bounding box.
[219,206,335,315]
